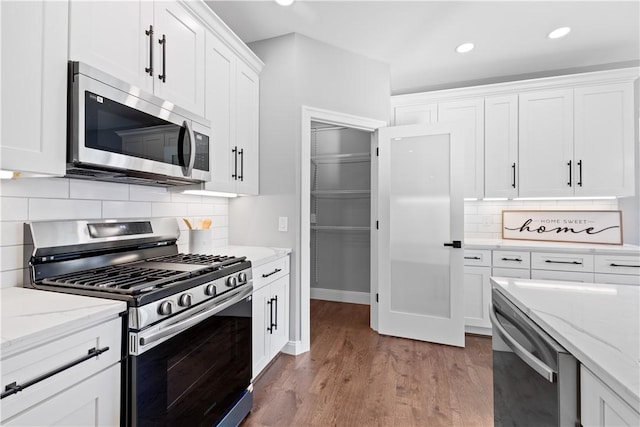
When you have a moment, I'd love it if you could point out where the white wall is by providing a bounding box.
[0,178,229,288]
[228,33,390,345]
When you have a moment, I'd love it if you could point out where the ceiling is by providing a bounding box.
[205,1,640,95]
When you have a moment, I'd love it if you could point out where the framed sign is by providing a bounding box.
[502,210,622,245]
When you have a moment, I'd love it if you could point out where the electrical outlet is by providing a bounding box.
[278,216,288,232]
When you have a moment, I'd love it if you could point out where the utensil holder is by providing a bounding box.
[188,229,212,254]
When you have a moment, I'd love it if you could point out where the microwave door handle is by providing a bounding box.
[489,303,557,383]
[182,120,196,177]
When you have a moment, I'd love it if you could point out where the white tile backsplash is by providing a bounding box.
[464,199,621,239]
[0,177,230,288]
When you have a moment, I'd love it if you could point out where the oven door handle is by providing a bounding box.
[138,286,252,348]
[489,302,557,383]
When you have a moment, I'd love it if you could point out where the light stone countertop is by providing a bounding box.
[1,287,126,358]
[215,245,291,268]
[491,276,640,411]
[466,238,640,255]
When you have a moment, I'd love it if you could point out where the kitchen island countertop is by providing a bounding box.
[466,238,640,254]
[491,276,640,411]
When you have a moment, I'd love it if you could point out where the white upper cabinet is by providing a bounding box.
[393,103,438,125]
[69,0,205,116]
[484,95,519,199]
[574,82,635,197]
[203,32,260,195]
[438,99,485,199]
[518,89,574,198]
[1,0,68,176]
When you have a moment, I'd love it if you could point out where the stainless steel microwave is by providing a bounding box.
[67,61,211,186]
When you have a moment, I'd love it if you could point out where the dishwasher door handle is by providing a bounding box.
[489,303,557,383]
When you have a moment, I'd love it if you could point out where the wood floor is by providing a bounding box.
[242,300,494,427]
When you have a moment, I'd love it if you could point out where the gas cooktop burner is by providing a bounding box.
[147,253,244,267]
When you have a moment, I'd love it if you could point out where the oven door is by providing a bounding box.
[127,286,252,427]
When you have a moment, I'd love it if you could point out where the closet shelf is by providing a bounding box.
[311,226,371,231]
[311,190,370,199]
[311,152,370,164]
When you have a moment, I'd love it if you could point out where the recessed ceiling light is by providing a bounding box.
[455,43,474,53]
[275,0,294,6]
[548,27,571,39]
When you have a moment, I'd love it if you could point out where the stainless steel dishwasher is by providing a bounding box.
[490,287,578,427]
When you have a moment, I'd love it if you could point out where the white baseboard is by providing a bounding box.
[465,325,492,336]
[310,287,370,305]
[282,340,307,355]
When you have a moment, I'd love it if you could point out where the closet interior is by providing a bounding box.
[310,121,372,300]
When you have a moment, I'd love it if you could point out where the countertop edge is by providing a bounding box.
[466,239,640,255]
[215,245,292,268]
[490,277,640,411]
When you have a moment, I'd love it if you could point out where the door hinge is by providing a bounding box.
[376,293,379,303]
[376,221,379,230]
[376,147,379,157]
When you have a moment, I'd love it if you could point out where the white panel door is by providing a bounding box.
[438,99,484,199]
[485,95,519,198]
[377,123,464,347]
[69,0,153,94]
[235,61,260,195]
[1,0,68,176]
[574,83,635,197]
[153,1,205,116]
[518,89,574,197]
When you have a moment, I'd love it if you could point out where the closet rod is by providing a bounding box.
[311,126,349,132]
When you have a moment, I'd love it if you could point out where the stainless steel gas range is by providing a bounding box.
[23,218,253,427]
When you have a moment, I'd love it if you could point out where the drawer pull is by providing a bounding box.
[545,260,582,265]
[1,346,110,399]
[465,256,481,260]
[610,263,639,268]
[262,268,282,278]
[501,257,522,262]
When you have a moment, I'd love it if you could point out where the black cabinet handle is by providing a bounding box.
[158,34,166,82]
[511,163,516,189]
[1,346,109,399]
[232,146,238,180]
[610,263,639,268]
[145,25,153,76]
[501,257,522,262]
[443,241,462,249]
[262,268,282,278]
[545,260,582,265]
[273,295,278,331]
[567,160,572,187]
[266,299,273,333]
[465,256,481,260]
[239,148,244,182]
[577,160,583,187]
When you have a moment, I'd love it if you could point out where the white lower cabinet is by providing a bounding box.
[463,266,491,331]
[1,317,122,426]
[252,256,290,378]
[581,365,640,427]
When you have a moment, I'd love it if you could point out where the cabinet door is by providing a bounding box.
[574,83,635,197]
[581,365,640,427]
[463,266,491,330]
[153,1,205,116]
[438,99,484,199]
[68,0,153,94]
[252,284,271,379]
[484,95,519,198]
[269,275,290,356]
[1,0,68,176]
[2,364,120,426]
[518,89,574,197]
[393,104,438,125]
[235,61,260,195]
[204,32,235,193]
[531,269,594,282]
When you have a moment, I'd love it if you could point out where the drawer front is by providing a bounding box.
[253,256,290,291]
[492,250,530,270]
[464,249,491,267]
[492,267,531,279]
[594,254,640,275]
[1,317,122,420]
[531,269,594,283]
[531,252,594,272]
[594,273,640,286]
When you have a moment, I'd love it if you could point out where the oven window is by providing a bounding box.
[131,298,251,426]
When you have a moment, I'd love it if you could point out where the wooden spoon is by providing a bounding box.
[183,218,193,230]
[201,218,212,229]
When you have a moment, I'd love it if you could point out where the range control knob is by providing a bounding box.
[205,284,217,296]
[226,276,237,288]
[178,293,193,307]
[238,272,248,284]
[158,301,173,316]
